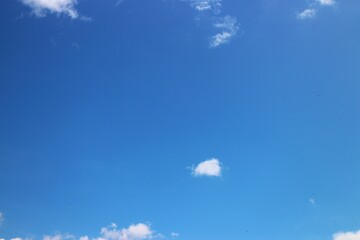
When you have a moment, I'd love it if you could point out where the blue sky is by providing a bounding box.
[0,0,360,240]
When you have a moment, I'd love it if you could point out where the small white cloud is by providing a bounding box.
[189,0,222,14]
[11,238,23,240]
[99,223,154,240]
[79,236,89,240]
[210,15,239,48]
[316,0,335,6]
[333,230,360,240]
[0,238,5,240]
[192,158,222,177]
[171,232,179,237]
[309,198,316,206]
[0,212,4,226]
[297,8,317,19]
[20,0,80,19]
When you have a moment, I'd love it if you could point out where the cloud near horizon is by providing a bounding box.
[4,223,160,240]
[192,158,222,177]
[333,230,360,240]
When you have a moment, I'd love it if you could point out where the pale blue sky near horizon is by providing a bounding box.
[0,0,360,240]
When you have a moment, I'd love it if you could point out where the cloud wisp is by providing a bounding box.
[0,212,4,226]
[333,230,360,240]
[20,0,89,20]
[297,0,336,20]
[189,0,222,14]
[210,15,239,48]
[183,0,239,47]
[192,158,222,177]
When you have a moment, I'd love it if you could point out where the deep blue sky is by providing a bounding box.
[1,0,360,240]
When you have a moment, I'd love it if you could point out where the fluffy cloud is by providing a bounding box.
[297,8,317,19]
[192,158,222,177]
[11,238,23,240]
[333,230,360,240]
[0,212,4,226]
[210,16,239,48]
[98,223,154,240]
[20,0,80,19]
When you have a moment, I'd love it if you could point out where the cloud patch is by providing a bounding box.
[297,0,335,20]
[210,15,239,48]
[192,158,222,177]
[333,230,360,240]
[97,223,154,240]
[297,8,317,19]
[317,0,335,6]
[189,0,222,14]
[20,0,81,19]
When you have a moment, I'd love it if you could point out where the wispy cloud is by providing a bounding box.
[171,232,179,238]
[189,0,222,14]
[20,0,88,20]
[297,0,336,20]
[333,230,360,240]
[182,0,239,48]
[309,198,316,206]
[210,16,239,48]
[317,0,336,6]
[115,0,125,7]
[0,212,4,226]
[297,8,317,19]
[192,158,222,177]
[44,234,74,240]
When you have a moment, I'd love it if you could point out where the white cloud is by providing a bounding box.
[79,237,89,240]
[171,233,179,238]
[210,16,239,48]
[317,0,335,6]
[189,0,222,14]
[0,238,5,240]
[297,0,335,20]
[11,238,23,240]
[297,8,317,19]
[333,230,360,240]
[20,0,80,19]
[99,223,154,240]
[192,158,222,177]
[0,212,3,226]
